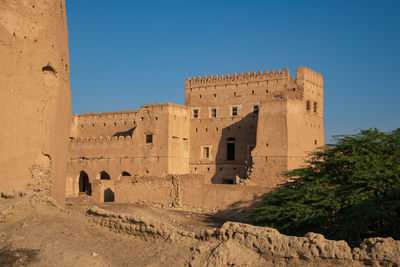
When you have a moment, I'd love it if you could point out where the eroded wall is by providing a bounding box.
[0,0,71,203]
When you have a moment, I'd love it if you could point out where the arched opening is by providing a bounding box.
[226,137,236,161]
[100,171,111,180]
[78,171,92,196]
[121,171,131,177]
[104,188,115,202]
[42,65,56,74]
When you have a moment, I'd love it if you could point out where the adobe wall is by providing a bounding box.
[184,68,307,184]
[114,174,271,209]
[0,0,71,203]
[286,66,324,170]
[250,67,324,186]
[250,98,290,187]
[67,103,190,197]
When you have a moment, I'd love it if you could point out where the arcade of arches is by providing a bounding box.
[72,170,132,202]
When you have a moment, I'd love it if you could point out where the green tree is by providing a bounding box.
[253,128,400,246]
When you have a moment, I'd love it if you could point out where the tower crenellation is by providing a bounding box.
[185,68,291,88]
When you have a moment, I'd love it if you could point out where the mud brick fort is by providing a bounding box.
[66,66,324,208]
[0,0,323,209]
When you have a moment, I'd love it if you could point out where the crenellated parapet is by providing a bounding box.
[295,66,323,87]
[70,135,133,144]
[185,68,291,88]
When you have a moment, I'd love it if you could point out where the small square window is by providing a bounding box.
[146,134,153,144]
[253,105,259,114]
[232,107,238,116]
[193,109,198,118]
[211,108,217,118]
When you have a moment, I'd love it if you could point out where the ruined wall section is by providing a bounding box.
[0,0,71,203]
[185,69,301,184]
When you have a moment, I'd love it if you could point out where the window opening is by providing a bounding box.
[203,147,210,158]
[232,107,238,116]
[100,171,111,180]
[253,105,259,114]
[226,137,236,161]
[211,108,217,118]
[193,109,199,118]
[306,100,311,111]
[121,171,131,177]
[146,134,153,144]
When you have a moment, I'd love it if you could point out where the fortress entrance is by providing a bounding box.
[78,171,92,196]
[104,188,115,202]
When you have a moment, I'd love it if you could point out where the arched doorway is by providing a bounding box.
[104,188,115,202]
[226,137,236,161]
[100,171,111,180]
[78,171,92,196]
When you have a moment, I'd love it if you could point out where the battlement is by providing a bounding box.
[185,68,291,88]
[185,66,323,88]
[73,103,187,121]
[70,135,133,144]
[296,66,323,86]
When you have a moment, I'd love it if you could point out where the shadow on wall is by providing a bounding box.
[210,113,258,184]
[113,126,136,137]
[104,188,115,202]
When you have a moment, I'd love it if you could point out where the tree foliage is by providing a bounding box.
[253,128,400,246]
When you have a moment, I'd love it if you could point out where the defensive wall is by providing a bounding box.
[66,66,324,209]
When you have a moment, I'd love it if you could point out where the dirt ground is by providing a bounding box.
[2,194,399,267]
[0,196,249,266]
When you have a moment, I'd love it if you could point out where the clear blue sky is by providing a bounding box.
[66,0,400,143]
